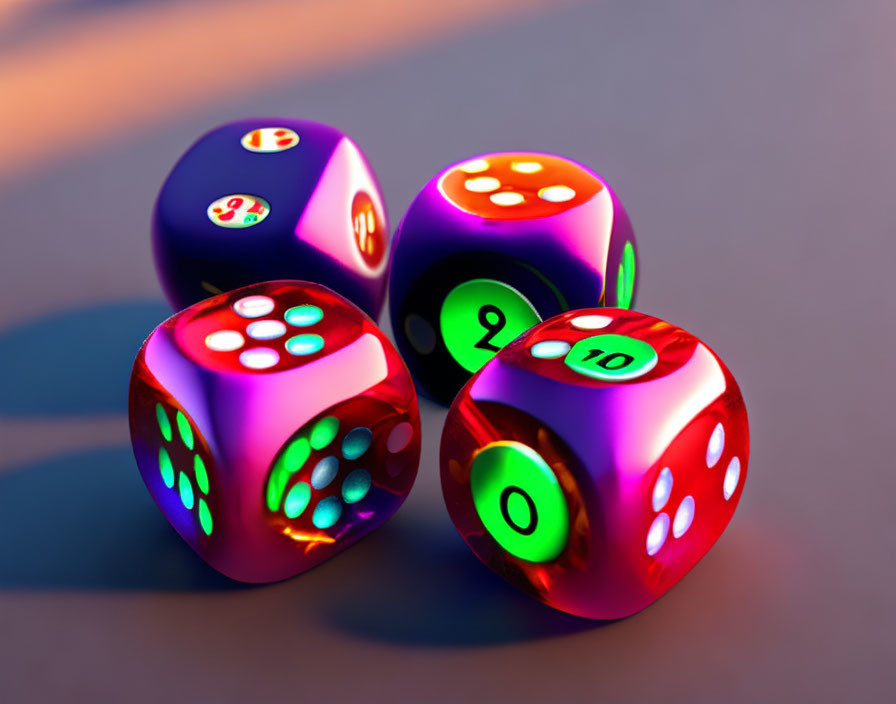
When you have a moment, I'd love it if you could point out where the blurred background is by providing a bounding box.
[0,1,893,701]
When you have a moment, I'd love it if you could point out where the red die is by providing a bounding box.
[128,281,420,582]
[440,309,749,618]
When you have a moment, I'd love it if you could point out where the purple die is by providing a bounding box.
[153,119,389,317]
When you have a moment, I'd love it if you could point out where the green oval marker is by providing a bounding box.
[176,411,194,450]
[470,441,569,563]
[564,333,657,381]
[616,241,636,309]
[439,279,541,373]
[155,403,172,442]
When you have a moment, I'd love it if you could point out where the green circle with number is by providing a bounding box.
[470,441,569,563]
[439,279,541,373]
[564,333,657,381]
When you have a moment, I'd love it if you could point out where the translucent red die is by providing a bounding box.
[129,281,420,582]
[440,309,749,618]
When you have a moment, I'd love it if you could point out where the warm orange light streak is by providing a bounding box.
[281,526,337,554]
[0,0,556,182]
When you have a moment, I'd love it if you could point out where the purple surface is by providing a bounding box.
[0,1,893,702]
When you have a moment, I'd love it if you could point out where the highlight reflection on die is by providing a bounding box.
[128,281,421,582]
[440,308,749,619]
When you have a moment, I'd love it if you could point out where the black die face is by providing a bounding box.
[394,252,569,405]
[152,119,345,308]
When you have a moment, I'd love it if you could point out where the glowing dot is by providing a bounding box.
[310,416,339,450]
[724,457,741,500]
[284,482,311,518]
[246,320,286,340]
[285,334,324,356]
[570,314,613,330]
[311,456,339,490]
[198,499,213,535]
[342,469,372,504]
[459,158,489,173]
[538,185,576,202]
[159,447,174,488]
[646,513,670,556]
[511,161,543,174]
[285,305,323,327]
[489,191,525,206]
[193,455,209,494]
[313,496,343,529]
[176,411,194,450]
[530,340,570,359]
[673,496,695,538]
[387,422,413,454]
[652,467,673,512]
[178,472,194,510]
[233,295,275,318]
[283,437,311,473]
[342,427,372,460]
[239,347,280,369]
[464,176,501,193]
[707,423,725,468]
[155,403,172,442]
[205,330,244,351]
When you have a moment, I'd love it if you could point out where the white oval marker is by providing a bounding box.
[459,159,489,173]
[724,457,741,500]
[246,319,287,340]
[233,295,275,319]
[706,422,725,468]
[647,513,670,556]
[570,314,613,330]
[239,347,279,369]
[538,185,576,202]
[530,340,571,359]
[205,330,244,352]
[490,191,525,206]
[464,176,501,193]
[511,161,543,174]
[652,467,673,512]
[672,496,695,538]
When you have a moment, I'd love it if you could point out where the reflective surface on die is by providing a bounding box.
[153,118,389,317]
[129,281,420,582]
[389,151,638,405]
[440,308,749,619]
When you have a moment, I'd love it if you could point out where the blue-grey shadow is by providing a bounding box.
[318,512,608,646]
[0,446,245,591]
[0,300,170,417]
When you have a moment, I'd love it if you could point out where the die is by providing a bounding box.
[440,308,748,619]
[128,280,420,582]
[388,152,637,404]
[153,119,389,318]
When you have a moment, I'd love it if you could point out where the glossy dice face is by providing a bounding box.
[440,309,748,619]
[389,152,637,405]
[153,119,389,318]
[129,281,420,582]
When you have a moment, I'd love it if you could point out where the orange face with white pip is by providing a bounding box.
[438,153,604,220]
[351,191,386,268]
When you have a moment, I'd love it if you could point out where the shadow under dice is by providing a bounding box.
[440,309,749,619]
[129,281,420,583]
[389,152,638,404]
[153,119,389,318]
